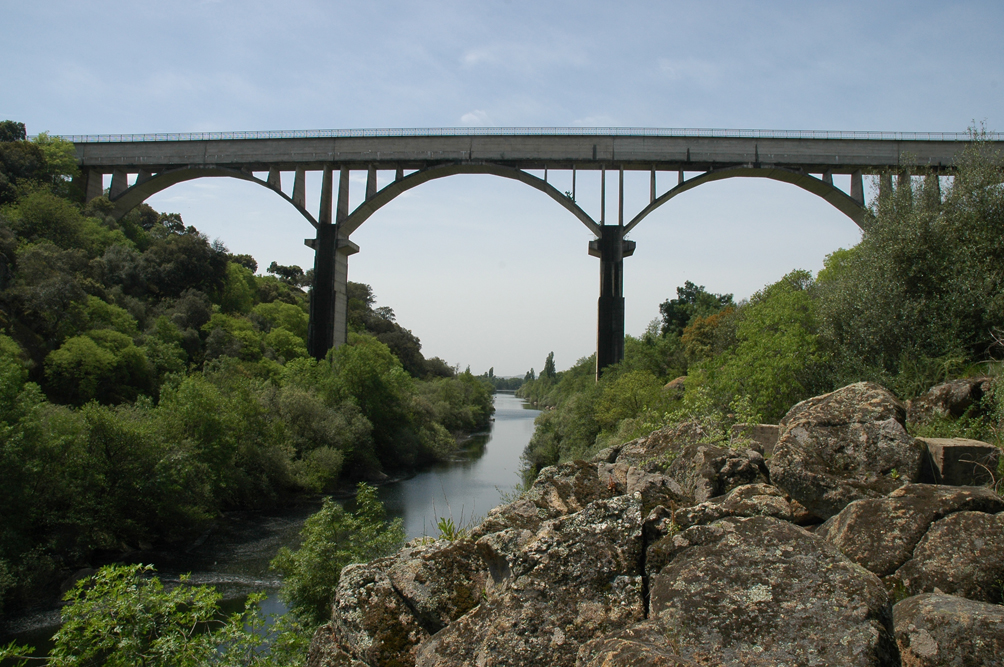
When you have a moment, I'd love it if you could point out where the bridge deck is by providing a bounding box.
[71,130,992,174]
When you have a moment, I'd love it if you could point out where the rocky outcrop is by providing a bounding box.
[416,496,645,667]
[769,382,926,519]
[603,516,898,667]
[894,510,1004,603]
[907,377,994,425]
[309,380,1004,667]
[894,593,1004,667]
[818,483,1004,577]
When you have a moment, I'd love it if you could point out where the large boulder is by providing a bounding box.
[769,382,926,519]
[907,377,994,425]
[894,510,1004,603]
[585,516,898,667]
[670,482,805,530]
[415,495,645,667]
[601,421,712,468]
[665,443,769,503]
[818,484,1004,577]
[894,593,1004,667]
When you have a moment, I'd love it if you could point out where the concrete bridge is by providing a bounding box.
[67,127,995,377]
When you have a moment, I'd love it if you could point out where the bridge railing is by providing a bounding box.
[57,127,996,143]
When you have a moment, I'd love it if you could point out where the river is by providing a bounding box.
[1,392,539,651]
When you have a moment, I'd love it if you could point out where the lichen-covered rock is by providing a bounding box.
[894,593,1004,667]
[575,621,691,666]
[623,466,689,513]
[639,516,898,666]
[730,423,781,457]
[769,382,925,519]
[415,495,645,667]
[665,443,770,503]
[609,421,713,468]
[818,484,1004,576]
[907,377,994,425]
[325,559,431,667]
[386,540,500,634]
[673,483,797,529]
[894,510,1004,603]
[306,624,369,667]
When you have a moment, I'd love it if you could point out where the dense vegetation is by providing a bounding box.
[0,122,494,615]
[519,132,1004,478]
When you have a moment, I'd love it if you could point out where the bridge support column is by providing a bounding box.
[589,225,636,379]
[306,225,359,360]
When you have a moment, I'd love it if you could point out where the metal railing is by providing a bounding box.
[57,127,996,144]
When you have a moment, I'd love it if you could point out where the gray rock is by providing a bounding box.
[325,559,431,667]
[907,377,994,425]
[894,593,1004,667]
[576,621,691,666]
[673,482,796,529]
[415,496,645,667]
[611,420,713,468]
[895,510,1004,603]
[665,443,770,503]
[769,382,926,519]
[641,516,898,666]
[306,624,369,667]
[818,484,1004,576]
[916,437,1000,486]
[730,422,781,457]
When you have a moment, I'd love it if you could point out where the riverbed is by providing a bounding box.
[1,392,539,648]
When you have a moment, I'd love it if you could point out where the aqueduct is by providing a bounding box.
[67,127,994,376]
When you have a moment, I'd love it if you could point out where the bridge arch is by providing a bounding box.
[623,166,870,235]
[109,166,320,227]
[339,163,600,236]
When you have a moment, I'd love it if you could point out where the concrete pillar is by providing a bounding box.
[293,168,306,208]
[678,169,684,185]
[109,169,129,199]
[850,171,864,205]
[306,224,359,359]
[267,167,281,190]
[618,167,624,226]
[319,165,333,225]
[898,170,912,197]
[82,168,104,202]
[366,165,377,200]
[650,168,656,203]
[589,226,636,379]
[395,167,404,181]
[572,166,576,201]
[600,167,606,224]
[337,167,350,222]
[822,170,833,186]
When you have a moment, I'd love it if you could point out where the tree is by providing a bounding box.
[659,281,734,337]
[271,483,404,626]
[0,564,307,667]
[543,352,556,379]
[267,261,307,286]
[0,121,26,142]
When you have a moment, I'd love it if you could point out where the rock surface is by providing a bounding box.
[616,516,898,666]
[665,443,770,503]
[818,484,1004,576]
[907,377,994,425]
[670,482,801,529]
[916,436,1000,486]
[894,510,1004,603]
[894,593,1004,667]
[769,382,925,519]
[416,496,645,667]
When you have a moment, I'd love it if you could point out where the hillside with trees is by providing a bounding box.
[0,121,494,614]
[519,132,1004,480]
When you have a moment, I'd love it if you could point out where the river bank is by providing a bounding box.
[0,393,539,653]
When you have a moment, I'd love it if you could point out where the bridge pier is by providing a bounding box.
[306,225,358,359]
[590,225,636,379]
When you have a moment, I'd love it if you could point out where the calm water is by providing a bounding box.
[1,392,539,648]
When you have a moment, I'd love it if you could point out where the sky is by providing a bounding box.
[3,1,1003,376]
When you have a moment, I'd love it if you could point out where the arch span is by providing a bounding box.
[109,166,319,227]
[623,166,869,235]
[339,163,601,237]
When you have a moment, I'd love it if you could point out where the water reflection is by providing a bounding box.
[378,393,539,539]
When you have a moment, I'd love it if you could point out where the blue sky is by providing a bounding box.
[3,1,1003,375]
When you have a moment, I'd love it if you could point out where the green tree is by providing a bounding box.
[542,352,557,379]
[659,281,734,337]
[271,483,404,626]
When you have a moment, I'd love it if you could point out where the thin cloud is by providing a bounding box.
[461,110,492,126]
